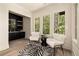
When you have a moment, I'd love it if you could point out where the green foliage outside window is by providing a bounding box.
[43,15,50,34]
[54,11,65,34]
[35,17,40,32]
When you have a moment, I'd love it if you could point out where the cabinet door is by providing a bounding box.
[20,32,25,38]
[9,33,15,40]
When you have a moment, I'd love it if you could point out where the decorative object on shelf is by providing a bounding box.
[9,19,16,31]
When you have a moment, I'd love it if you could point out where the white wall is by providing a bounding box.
[72,4,79,55]
[23,17,31,38]
[0,4,9,51]
[0,4,31,51]
[77,4,79,52]
[32,3,75,50]
[7,3,31,17]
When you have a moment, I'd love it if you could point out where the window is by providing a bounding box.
[54,11,65,34]
[43,15,50,34]
[35,17,40,32]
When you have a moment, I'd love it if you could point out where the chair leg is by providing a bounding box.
[53,47,56,56]
[61,45,64,55]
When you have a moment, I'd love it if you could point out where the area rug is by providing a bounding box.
[18,40,54,56]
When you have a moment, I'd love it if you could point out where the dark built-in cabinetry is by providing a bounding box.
[9,13,23,31]
[9,12,25,40]
[9,32,25,41]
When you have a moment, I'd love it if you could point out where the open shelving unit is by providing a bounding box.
[9,12,25,41]
[9,13,23,31]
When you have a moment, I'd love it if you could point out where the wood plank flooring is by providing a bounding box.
[0,39,72,56]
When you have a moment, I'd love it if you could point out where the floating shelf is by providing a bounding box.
[17,25,22,26]
[17,21,22,22]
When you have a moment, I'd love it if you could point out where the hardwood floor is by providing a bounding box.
[0,39,26,56]
[0,39,72,56]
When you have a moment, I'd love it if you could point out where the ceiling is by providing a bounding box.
[17,3,50,12]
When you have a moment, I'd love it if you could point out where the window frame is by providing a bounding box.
[54,11,65,34]
[43,15,50,34]
[34,17,40,32]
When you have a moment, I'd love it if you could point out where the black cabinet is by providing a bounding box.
[9,32,25,41]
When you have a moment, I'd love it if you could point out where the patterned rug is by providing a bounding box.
[18,40,54,56]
